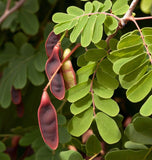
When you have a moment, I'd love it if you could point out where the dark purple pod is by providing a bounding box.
[45,31,60,58]
[45,45,65,100]
[11,86,22,105]
[38,91,59,150]
[16,102,24,118]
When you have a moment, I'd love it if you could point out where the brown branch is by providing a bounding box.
[134,16,152,21]
[121,0,139,26]
[130,16,152,64]
[90,58,104,117]
[0,0,26,24]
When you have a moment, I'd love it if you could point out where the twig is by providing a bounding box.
[89,153,99,160]
[134,16,152,21]
[0,0,26,24]
[130,16,152,64]
[5,0,12,11]
[90,58,104,117]
[121,0,139,26]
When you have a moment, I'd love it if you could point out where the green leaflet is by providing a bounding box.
[68,108,93,137]
[99,58,117,77]
[0,153,11,160]
[92,14,106,44]
[104,16,118,34]
[125,123,152,145]
[77,62,96,83]
[70,94,92,115]
[119,61,149,89]
[140,95,152,116]
[144,35,152,45]
[19,10,39,35]
[85,48,107,61]
[67,6,84,16]
[66,80,91,102]
[81,15,97,47]
[0,42,17,66]
[117,35,143,49]
[70,15,88,43]
[119,53,147,75]
[77,54,88,67]
[142,27,152,36]
[108,44,143,63]
[86,135,102,156]
[52,13,75,23]
[22,0,39,13]
[100,0,112,12]
[96,67,119,90]
[134,117,152,138]
[140,0,152,14]
[127,70,152,102]
[94,95,119,117]
[92,1,104,12]
[105,150,149,160]
[113,53,146,75]
[84,2,93,14]
[54,19,78,34]
[59,126,71,144]
[112,0,129,15]
[95,112,121,144]
[0,141,6,152]
[93,80,114,99]
[60,150,83,160]
[124,141,148,150]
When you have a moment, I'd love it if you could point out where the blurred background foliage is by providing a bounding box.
[0,0,152,160]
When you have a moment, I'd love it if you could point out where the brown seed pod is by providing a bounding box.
[38,91,59,150]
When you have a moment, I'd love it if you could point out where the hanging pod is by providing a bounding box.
[45,44,65,100]
[62,48,77,89]
[38,91,59,150]
[45,31,60,58]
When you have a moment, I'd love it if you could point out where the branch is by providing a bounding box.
[130,16,152,64]
[0,0,26,25]
[121,0,139,26]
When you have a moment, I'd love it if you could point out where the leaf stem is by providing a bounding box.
[90,58,104,117]
[130,16,152,64]
[43,43,81,91]
[0,0,26,24]
[143,147,152,160]
[134,16,152,21]
[57,99,67,113]
[89,153,98,160]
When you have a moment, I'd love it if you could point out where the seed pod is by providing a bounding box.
[16,102,24,118]
[11,86,22,105]
[45,44,65,100]
[45,31,60,58]
[38,91,59,150]
[62,48,76,89]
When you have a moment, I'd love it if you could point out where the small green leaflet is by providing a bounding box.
[70,94,92,115]
[66,80,91,103]
[94,95,119,117]
[127,70,152,102]
[124,141,148,150]
[95,112,121,144]
[68,108,93,137]
[140,95,152,116]
[112,0,129,15]
[86,135,102,156]
[60,150,83,160]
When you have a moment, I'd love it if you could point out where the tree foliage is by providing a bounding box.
[0,0,152,160]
